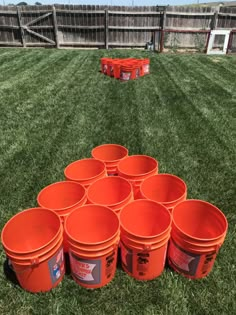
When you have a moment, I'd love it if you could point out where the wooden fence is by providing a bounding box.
[0,4,235,52]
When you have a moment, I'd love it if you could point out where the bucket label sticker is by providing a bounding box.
[121,71,131,81]
[137,252,149,276]
[143,64,150,74]
[48,247,64,284]
[168,240,200,276]
[200,252,217,277]
[105,251,116,279]
[121,243,133,273]
[103,64,107,74]
[69,252,101,285]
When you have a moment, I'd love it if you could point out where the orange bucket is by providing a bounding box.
[120,63,136,81]
[1,208,65,293]
[37,181,87,252]
[113,60,122,79]
[140,174,187,213]
[64,158,106,189]
[87,176,133,215]
[120,200,171,280]
[128,59,141,79]
[118,155,158,199]
[65,205,120,289]
[100,58,111,75]
[168,199,228,279]
[91,143,128,176]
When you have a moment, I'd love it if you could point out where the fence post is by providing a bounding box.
[17,6,26,48]
[212,5,220,30]
[52,5,59,49]
[160,7,166,53]
[105,9,109,49]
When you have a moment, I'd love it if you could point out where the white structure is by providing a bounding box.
[207,30,231,55]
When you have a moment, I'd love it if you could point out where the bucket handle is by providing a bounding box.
[7,257,39,274]
[142,244,152,251]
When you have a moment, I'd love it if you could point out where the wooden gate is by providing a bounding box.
[17,7,57,47]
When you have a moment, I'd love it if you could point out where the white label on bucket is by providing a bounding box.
[69,252,101,285]
[48,247,64,284]
[121,71,131,81]
[143,64,150,74]
[77,262,96,281]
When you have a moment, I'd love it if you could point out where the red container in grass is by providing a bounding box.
[92,143,128,176]
[140,174,187,214]
[101,58,112,75]
[168,199,228,279]
[118,155,158,199]
[64,158,106,189]
[120,63,136,81]
[65,205,120,289]
[113,60,122,79]
[37,181,87,252]
[129,60,141,79]
[1,208,65,293]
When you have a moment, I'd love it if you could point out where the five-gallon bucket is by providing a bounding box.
[140,174,187,213]
[87,176,133,215]
[37,181,87,252]
[120,64,136,81]
[1,208,64,293]
[118,155,158,199]
[120,199,172,280]
[113,60,122,79]
[168,199,228,279]
[65,205,120,289]
[91,144,128,176]
[100,58,111,75]
[64,158,106,189]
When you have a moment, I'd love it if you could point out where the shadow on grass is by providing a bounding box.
[3,257,20,286]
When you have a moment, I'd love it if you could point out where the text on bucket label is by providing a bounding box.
[69,252,101,285]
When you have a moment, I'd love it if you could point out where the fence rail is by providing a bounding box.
[0,4,235,52]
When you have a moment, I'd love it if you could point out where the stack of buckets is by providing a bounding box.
[100,58,150,81]
[1,143,228,292]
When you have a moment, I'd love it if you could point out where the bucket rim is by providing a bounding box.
[87,176,133,207]
[1,207,62,255]
[68,233,120,252]
[171,229,225,253]
[140,173,187,205]
[64,204,120,246]
[120,199,172,239]
[6,232,63,264]
[117,155,158,177]
[64,158,106,182]
[172,199,228,242]
[37,180,86,212]
[91,143,128,163]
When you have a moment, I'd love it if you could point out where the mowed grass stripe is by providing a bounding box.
[0,52,92,216]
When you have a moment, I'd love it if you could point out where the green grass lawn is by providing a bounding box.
[0,48,235,315]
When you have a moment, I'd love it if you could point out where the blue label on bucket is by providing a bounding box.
[69,252,101,285]
[48,247,64,284]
